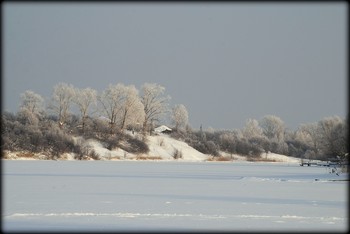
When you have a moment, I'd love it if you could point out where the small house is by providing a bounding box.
[154,125,172,134]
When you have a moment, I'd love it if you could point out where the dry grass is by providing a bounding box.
[247,157,280,162]
[136,155,163,160]
[207,156,232,162]
[109,156,121,160]
[17,152,35,158]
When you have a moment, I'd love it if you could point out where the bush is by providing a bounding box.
[105,135,120,150]
[188,140,219,156]
[172,148,183,159]
[89,149,100,160]
[205,141,219,156]
[123,136,149,154]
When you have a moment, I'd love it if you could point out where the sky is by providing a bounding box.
[2,2,347,130]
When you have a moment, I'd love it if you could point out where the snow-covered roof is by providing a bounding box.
[154,125,172,133]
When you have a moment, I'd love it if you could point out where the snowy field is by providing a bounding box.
[2,160,348,232]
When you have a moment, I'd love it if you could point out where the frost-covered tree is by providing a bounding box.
[118,85,145,130]
[18,90,44,125]
[98,83,125,133]
[20,90,44,115]
[317,116,347,158]
[73,87,97,133]
[242,118,264,139]
[259,115,287,154]
[172,104,189,131]
[98,83,145,133]
[141,83,170,134]
[219,132,236,155]
[242,118,270,153]
[259,115,285,142]
[48,83,75,127]
[297,122,321,155]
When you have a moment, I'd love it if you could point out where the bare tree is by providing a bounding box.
[141,83,170,134]
[317,116,347,158]
[98,83,125,133]
[118,85,145,131]
[20,90,44,114]
[18,90,44,125]
[48,83,75,128]
[259,115,285,142]
[259,115,287,154]
[172,104,189,131]
[73,87,97,133]
[297,122,321,155]
[242,118,263,139]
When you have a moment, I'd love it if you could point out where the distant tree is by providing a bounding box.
[172,104,189,131]
[48,83,75,128]
[259,115,286,154]
[297,122,321,155]
[219,132,236,156]
[141,83,170,134]
[73,87,97,133]
[98,83,125,133]
[20,90,44,115]
[18,90,45,125]
[259,115,285,142]
[317,116,347,159]
[98,84,145,132]
[118,85,145,131]
[242,118,264,139]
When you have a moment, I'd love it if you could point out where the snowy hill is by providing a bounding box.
[71,133,210,162]
[146,134,209,161]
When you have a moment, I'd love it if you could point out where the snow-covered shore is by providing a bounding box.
[3,133,301,163]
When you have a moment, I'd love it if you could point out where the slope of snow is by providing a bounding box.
[82,139,133,160]
[146,134,209,161]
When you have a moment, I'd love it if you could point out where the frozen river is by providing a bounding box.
[2,160,348,232]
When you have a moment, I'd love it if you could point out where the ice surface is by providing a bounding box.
[2,160,348,232]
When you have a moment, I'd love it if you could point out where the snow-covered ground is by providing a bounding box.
[2,160,348,232]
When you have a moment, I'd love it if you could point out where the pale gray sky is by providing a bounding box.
[2,2,347,130]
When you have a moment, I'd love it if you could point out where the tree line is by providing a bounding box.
[19,82,178,134]
[1,82,348,163]
[173,115,348,163]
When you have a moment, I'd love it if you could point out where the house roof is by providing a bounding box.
[154,125,172,133]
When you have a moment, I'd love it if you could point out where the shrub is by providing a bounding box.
[89,149,100,160]
[205,140,219,156]
[124,137,149,154]
[105,135,120,150]
[172,148,183,159]
[136,156,162,160]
